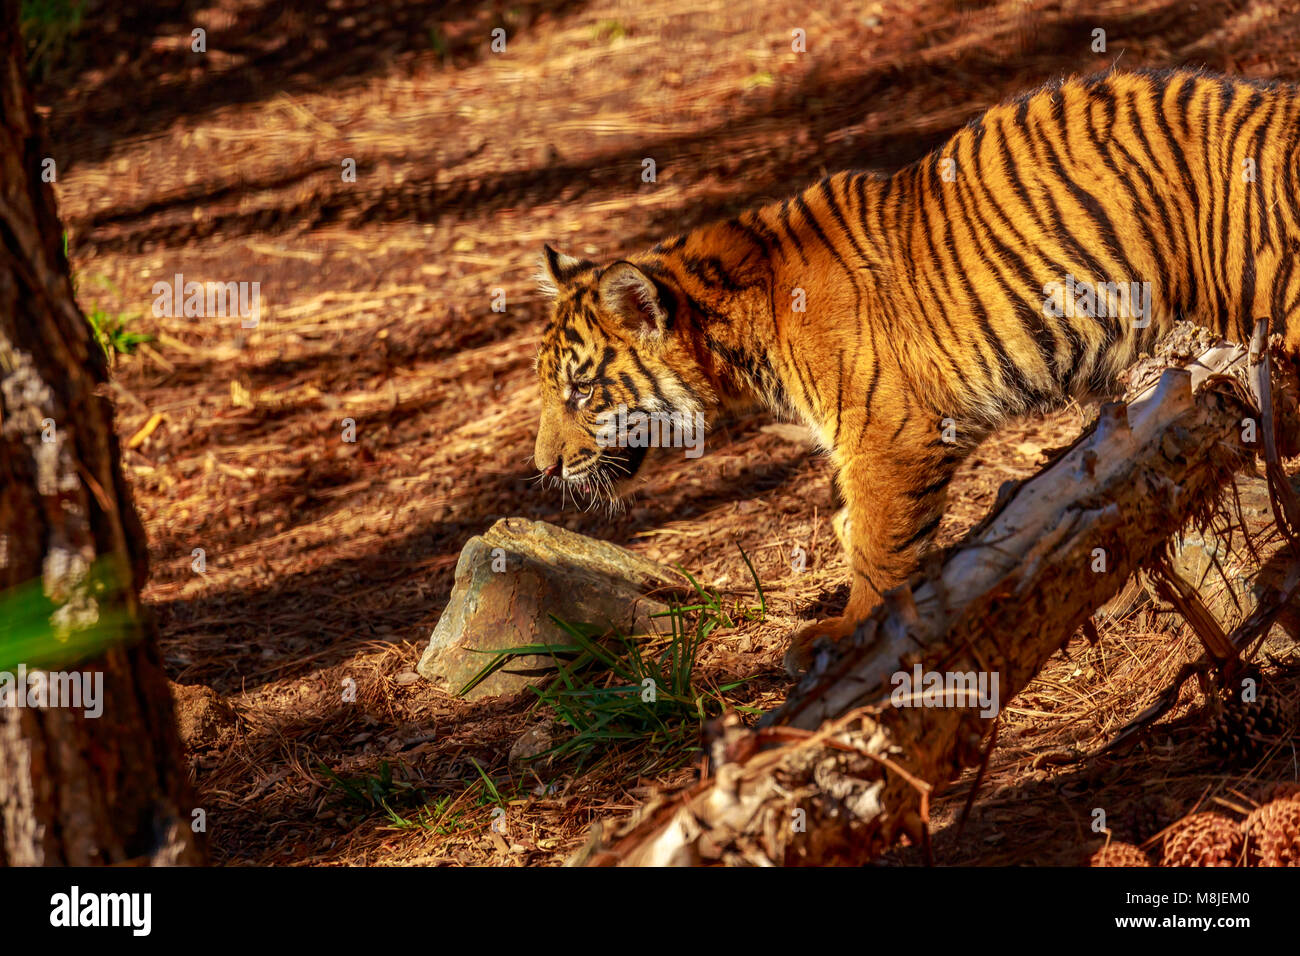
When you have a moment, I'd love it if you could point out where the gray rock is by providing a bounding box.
[417,517,683,699]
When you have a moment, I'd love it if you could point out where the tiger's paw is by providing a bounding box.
[783,615,857,677]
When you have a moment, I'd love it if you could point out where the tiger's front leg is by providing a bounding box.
[784,420,961,675]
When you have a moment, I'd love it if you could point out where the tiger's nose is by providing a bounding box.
[544,463,560,478]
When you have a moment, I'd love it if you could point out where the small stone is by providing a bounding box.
[509,719,560,767]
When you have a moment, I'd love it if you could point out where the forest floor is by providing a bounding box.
[37,0,1300,865]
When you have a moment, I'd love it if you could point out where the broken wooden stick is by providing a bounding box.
[582,364,1261,866]
[1247,317,1300,545]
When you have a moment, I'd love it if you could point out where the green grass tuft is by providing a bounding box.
[86,307,153,359]
[20,0,85,81]
[463,549,766,775]
[319,758,518,834]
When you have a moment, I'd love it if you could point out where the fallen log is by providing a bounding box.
[582,362,1272,866]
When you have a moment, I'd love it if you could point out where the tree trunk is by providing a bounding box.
[0,2,204,865]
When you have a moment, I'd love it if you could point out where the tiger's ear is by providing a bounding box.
[538,244,586,297]
[598,261,669,342]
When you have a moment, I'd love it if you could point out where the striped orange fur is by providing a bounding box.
[532,69,1300,671]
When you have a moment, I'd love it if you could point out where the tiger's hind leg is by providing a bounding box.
[784,416,968,674]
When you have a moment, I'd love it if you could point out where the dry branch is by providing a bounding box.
[584,364,1266,866]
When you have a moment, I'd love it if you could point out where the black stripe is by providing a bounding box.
[1114,88,1185,309]
[914,159,995,391]
[1196,79,1231,331]
[1272,254,1296,329]
[593,345,615,382]
[793,191,859,292]
[1151,76,1206,315]
[1034,115,1145,297]
[834,350,845,447]
[1078,94,1167,354]
[652,234,687,253]
[960,118,1065,382]
[896,164,967,386]
[792,187,865,424]
[890,411,911,442]
[776,198,809,267]
[905,474,952,500]
[618,371,642,405]
[1237,97,1272,334]
[726,216,775,261]
[627,348,668,407]
[679,254,745,294]
[935,129,1049,406]
[818,177,871,266]
[1018,113,1124,356]
[893,514,943,554]
[1216,90,1255,334]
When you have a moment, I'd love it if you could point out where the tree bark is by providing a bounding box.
[582,365,1267,866]
[0,1,203,865]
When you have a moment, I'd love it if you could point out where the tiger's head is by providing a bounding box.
[532,245,713,508]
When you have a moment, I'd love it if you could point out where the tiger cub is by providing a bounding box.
[531,69,1300,672]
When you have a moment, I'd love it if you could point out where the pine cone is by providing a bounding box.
[1207,694,1290,764]
[1161,812,1243,866]
[1244,798,1300,866]
[1089,842,1151,867]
